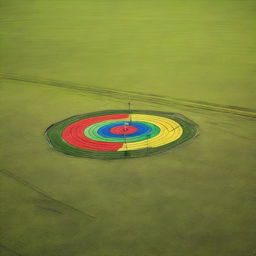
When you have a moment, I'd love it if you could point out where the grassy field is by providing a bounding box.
[0,1,255,256]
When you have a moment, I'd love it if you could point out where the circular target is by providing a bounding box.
[45,110,199,159]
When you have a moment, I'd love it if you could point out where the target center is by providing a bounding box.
[110,125,138,135]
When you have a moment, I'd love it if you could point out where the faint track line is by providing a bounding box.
[0,243,24,256]
[1,72,256,118]
[0,169,95,219]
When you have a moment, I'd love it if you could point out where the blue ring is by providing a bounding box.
[98,122,152,138]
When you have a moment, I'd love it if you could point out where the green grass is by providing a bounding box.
[0,0,256,255]
[1,0,256,108]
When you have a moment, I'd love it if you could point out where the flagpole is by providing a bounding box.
[128,101,132,123]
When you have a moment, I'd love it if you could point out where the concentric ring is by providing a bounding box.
[45,110,199,159]
[84,121,160,143]
[98,122,152,138]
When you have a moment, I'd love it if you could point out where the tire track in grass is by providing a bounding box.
[1,72,256,118]
[0,243,24,256]
[0,169,95,219]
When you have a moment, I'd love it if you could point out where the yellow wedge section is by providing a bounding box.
[118,114,183,151]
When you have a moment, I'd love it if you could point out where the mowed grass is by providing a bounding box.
[0,1,256,256]
[1,0,256,107]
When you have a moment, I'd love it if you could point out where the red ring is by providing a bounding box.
[62,114,129,151]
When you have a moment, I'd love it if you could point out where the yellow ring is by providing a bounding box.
[118,114,183,151]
